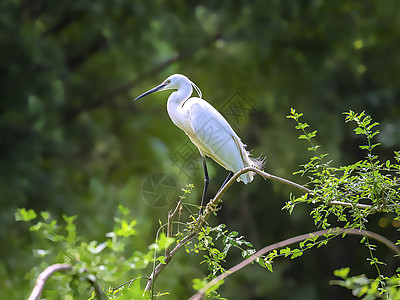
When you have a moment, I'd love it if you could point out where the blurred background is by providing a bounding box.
[1,0,399,299]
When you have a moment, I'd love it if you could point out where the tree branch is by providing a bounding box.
[189,228,400,300]
[27,263,106,300]
[112,276,149,292]
[143,167,387,294]
[144,167,309,292]
[205,167,375,214]
[28,264,72,300]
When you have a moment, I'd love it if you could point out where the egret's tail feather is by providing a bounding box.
[239,153,266,184]
[251,154,266,170]
[249,155,266,182]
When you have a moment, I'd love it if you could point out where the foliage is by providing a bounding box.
[2,1,400,299]
[286,109,400,229]
[189,110,399,298]
[284,110,400,298]
[11,110,400,299]
[332,267,400,300]
[15,205,158,299]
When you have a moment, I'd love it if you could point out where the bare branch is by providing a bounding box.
[27,263,106,300]
[204,167,375,215]
[28,264,72,300]
[189,228,400,300]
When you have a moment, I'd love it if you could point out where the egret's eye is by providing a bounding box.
[166,80,171,84]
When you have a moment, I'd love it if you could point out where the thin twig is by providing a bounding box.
[144,229,199,292]
[329,200,371,210]
[166,200,182,257]
[189,228,400,300]
[112,276,149,291]
[85,272,106,299]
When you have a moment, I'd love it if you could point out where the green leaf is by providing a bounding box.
[290,249,303,259]
[258,259,266,268]
[156,255,167,264]
[118,204,130,216]
[334,267,350,279]
[40,211,50,221]
[29,223,43,231]
[192,278,207,291]
[62,214,77,225]
[354,128,366,135]
[370,143,381,149]
[115,219,137,237]
[228,231,238,238]
[295,122,309,130]
[307,131,317,138]
[15,208,37,222]
[157,232,175,250]
[265,260,273,272]
[385,160,391,169]
[280,247,291,257]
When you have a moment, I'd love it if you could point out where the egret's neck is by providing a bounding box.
[166,83,193,129]
[167,83,193,111]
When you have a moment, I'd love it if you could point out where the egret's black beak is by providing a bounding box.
[134,82,167,101]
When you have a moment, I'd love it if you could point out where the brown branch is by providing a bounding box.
[144,167,309,292]
[206,167,375,214]
[28,264,72,300]
[189,228,400,300]
[143,167,384,294]
[27,263,106,300]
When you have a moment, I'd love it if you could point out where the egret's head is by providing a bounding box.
[134,74,202,101]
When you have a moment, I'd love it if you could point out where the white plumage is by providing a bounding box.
[134,74,264,212]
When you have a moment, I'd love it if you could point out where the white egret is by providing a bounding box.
[134,74,264,214]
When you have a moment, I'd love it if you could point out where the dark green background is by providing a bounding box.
[1,1,399,299]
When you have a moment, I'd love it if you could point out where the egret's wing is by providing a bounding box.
[189,99,253,183]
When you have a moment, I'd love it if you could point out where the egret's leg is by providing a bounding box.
[199,156,209,216]
[218,171,234,193]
